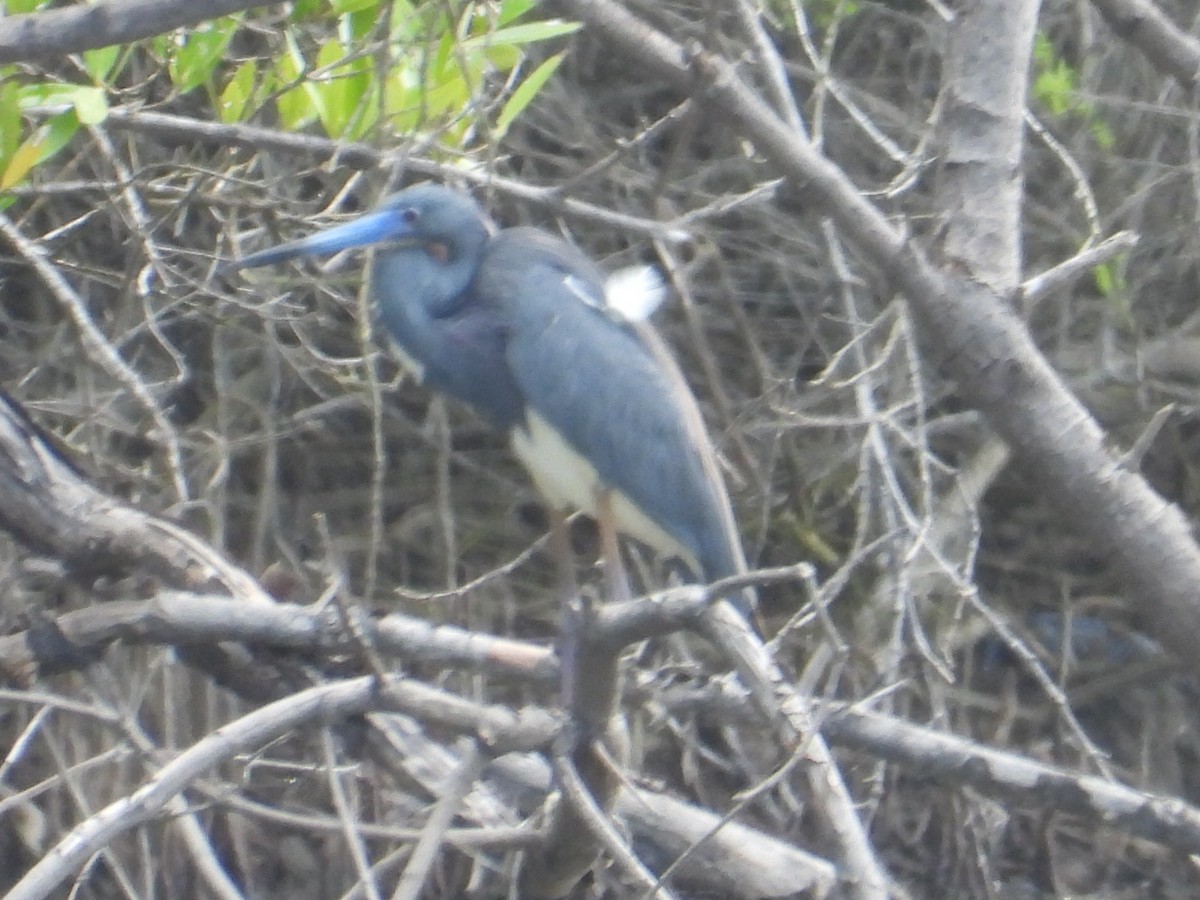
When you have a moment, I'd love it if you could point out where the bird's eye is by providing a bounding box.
[401,207,419,224]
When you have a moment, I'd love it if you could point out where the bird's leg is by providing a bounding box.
[524,498,630,898]
[547,506,578,604]
[594,489,632,604]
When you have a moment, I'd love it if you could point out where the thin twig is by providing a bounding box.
[552,745,675,900]
[390,738,485,900]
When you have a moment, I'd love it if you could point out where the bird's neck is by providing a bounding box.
[373,246,455,335]
[371,237,484,378]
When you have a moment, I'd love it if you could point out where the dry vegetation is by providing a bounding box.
[4,0,1200,897]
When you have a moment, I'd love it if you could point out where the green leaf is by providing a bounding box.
[290,0,322,18]
[1093,259,1127,300]
[495,51,563,138]
[384,65,421,131]
[275,36,317,130]
[341,7,371,41]
[70,86,107,125]
[481,44,521,71]
[3,0,53,12]
[388,0,422,42]
[1093,262,1114,298]
[219,60,257,123]
[1091,119,1115,151]
[0,81,21,166]
[16,83,106,124]
[497,0,537,26]
[169,15,240,94]
[330,0,377,13]
[83,46,121,83]
[150,34,171,61]
[1,111,78,188]
[431,29,455,77]
[1033,64,1074,117]
[422,68,471,121]
[1033,32,1054,67]
[314,39,356,137]
[17,82,82,109]
[37,110,79,161]
[317,56,370,137]
[346,81,380,139]
[460,20,581,52]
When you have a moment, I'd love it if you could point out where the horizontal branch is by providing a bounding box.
[0,590,556,685]
[0,0,274,65]
[824,703,1200,854]
[100,108,688,243]
[8,568,1198,857]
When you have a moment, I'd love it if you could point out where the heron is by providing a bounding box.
[230,183,753,612]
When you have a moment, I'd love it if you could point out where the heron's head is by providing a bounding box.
[229,183,490,272]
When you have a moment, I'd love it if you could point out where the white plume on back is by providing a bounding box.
[604,265,667,322]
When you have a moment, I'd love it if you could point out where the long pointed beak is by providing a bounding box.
[227,207,410,271]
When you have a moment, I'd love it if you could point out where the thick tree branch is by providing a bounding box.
[0,392,264,599]
[1090,0,1200,90]
[518,597,626,898]
[0,591,555,685]
[0,0,276,65]
[823,702,1200,854]
[4,574,1199,862]
[938,0,1039,291]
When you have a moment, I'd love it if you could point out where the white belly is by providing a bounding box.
[511,411,696,569]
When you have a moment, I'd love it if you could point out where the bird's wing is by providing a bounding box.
[482,229,745,583]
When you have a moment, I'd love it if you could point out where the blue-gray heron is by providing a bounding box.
[232,184,751,610]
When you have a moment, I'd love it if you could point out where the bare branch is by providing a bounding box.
[824,702,1200,853]
[0,0,275,65]
[551,745,674,900]
[0,392,258,597]
[1022,230,1140,308]
[518,595,625,898]
[1090,0,1200,89]
[939,0,1040,292]
[391,739,485,900]
[100,108,690,244]
[0,591,556,685]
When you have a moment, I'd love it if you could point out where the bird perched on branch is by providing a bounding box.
[231,183,752,611]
